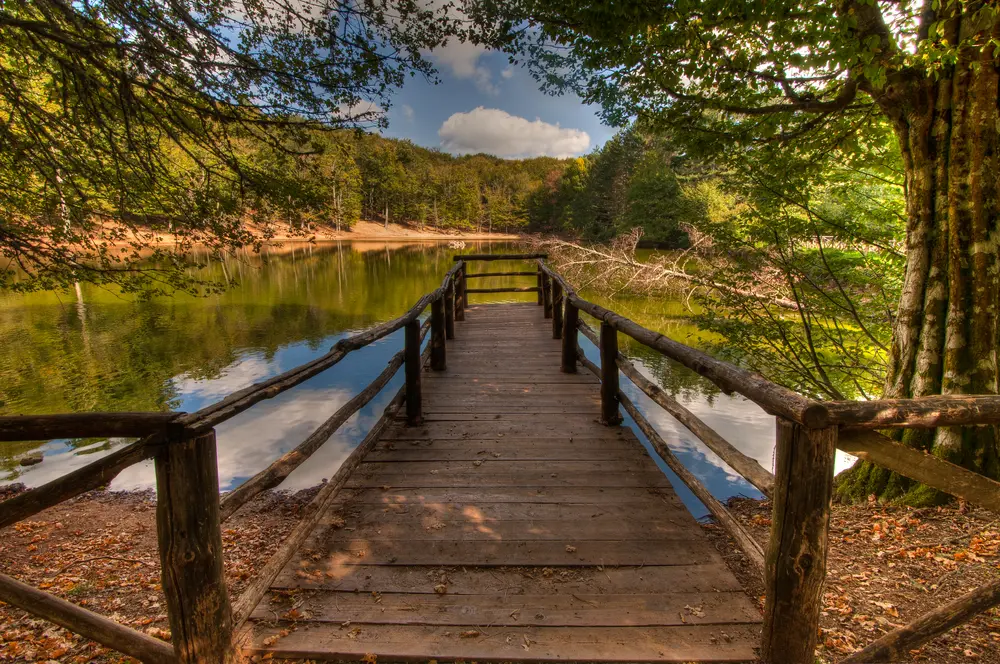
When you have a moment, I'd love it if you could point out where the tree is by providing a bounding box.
[494,0,1000,496]
[0,0,483,293]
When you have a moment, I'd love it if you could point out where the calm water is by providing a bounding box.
[0,240,851,518]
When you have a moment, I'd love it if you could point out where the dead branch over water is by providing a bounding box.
[532,229,801,310]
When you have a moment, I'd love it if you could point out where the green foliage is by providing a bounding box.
[525,126,697,247]
[0,0,507,294]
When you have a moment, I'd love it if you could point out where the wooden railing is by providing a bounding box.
[537,259,1000,664]
[2,253,998,664]
[0,260,476,664]
[453,252,548,302]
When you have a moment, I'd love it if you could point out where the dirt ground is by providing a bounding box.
[703,497,1000,663]
[1,484,997,663]
[0,484,310,663]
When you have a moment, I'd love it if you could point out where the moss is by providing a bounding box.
[897,483,950,507]
[836,459,956,507]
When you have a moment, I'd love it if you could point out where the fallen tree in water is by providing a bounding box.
[534,229,801,310]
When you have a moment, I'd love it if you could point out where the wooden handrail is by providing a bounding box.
[825,395,1000,428]
[839,429,1000,513]
[575,322,774,496]
[466,286,541,293]
[219,328,422,520]
[541,260,1000,430]
[538,260,829,428]
[0,438,158,529]
[0,572,176,664]
[575,347,766,575]
[0,412,184,442]
[0,268,460,529]
[841,577,1000,663]
[453,253,548,261]
[572,293,830,427]
[465,271,537,277]
[231,377,414,627]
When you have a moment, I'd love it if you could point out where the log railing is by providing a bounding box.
[3,253,999,664]
[0,260,471,664]
[538,259,1000,664]
[453,252,547,301]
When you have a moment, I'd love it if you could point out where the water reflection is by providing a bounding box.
[1,240,850,515]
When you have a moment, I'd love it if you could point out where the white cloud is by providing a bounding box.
[173,355,272,401]
[336,100,385,124]
[430,40,498,95]
[401,104,415,122]
[439,107,591,158]
[501,66,514,79]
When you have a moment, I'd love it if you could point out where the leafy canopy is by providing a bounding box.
[0,0,497,293]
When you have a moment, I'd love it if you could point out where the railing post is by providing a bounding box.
[155,429,234,664]
[761,418,837,663]
[542,272,552,319]
[551,279,563,339]
[445,280,456,340]
[431,295,446,371]
[599,322,622,425]
[562,301,579,373]
[536,264,544,306]
[404,319,422,425]
[455,263,467,321]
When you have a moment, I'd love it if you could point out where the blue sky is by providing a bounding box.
[373,43,617,159]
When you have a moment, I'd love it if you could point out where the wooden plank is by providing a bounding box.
[251,591,762,626]
[365,446,647,461]
[272,563,744,594]
[414,411,601,420]
[421,374,598,384]
[382,422,634,439]
[346,470,671,489]
[249,623,760,662]
[422,384,601,394]
[311,517,697,542]
[325,500,690,523]
[422,395,601,405]
[330,486,685,505]
[358,460,661,475]
[373,436,639,449]
[291,538,720,566]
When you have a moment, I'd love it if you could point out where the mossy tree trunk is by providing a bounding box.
[837,11,1000,504]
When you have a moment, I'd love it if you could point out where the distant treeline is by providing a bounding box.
[255,131,564,235]
[251,126,706,246]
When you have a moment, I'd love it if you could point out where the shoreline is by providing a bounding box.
[146,219,525,245]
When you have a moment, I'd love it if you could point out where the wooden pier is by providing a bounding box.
[247,303,761,661]
[3,253,1000,664]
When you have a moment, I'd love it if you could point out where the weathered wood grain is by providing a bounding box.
[761,419,836,663]
[249,624,760,662]
[155,430,233,664]
[0,572,176,664]
[271,563,743,594]
[249,302,760,663]
[841,577,1000,663]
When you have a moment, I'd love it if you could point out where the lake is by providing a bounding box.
[0,240,853,518]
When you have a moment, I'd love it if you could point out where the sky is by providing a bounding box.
[371,41,617,160]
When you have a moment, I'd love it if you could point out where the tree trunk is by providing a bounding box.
[837,16,1000,504]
